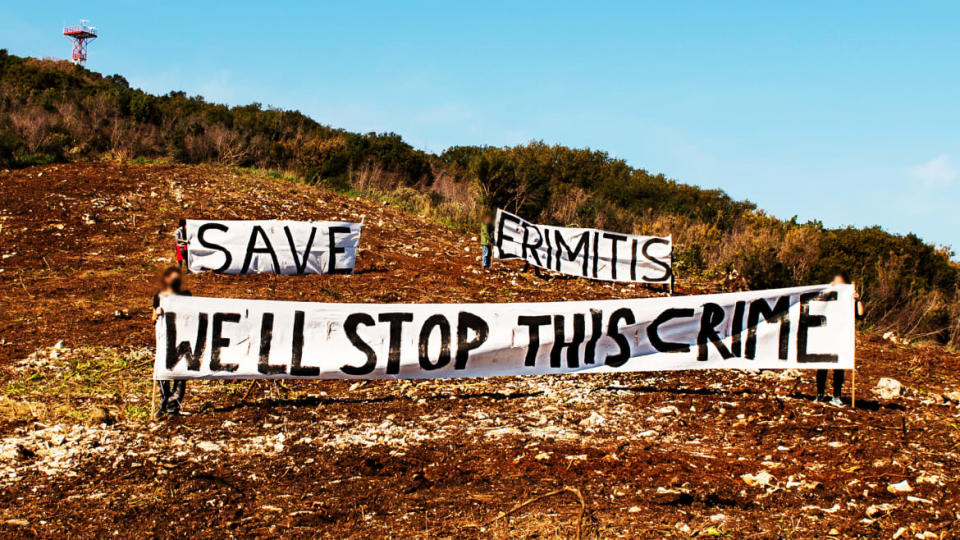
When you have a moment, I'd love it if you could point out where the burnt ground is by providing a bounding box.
[0,162,958,538]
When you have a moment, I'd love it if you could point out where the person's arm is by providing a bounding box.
[852,283,865,320]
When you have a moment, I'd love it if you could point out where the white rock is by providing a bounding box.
[741,471,774,487]
[579,412,606,427]
[915,474,939,485]
[873,378,903,400]
[887,480,912,494]
[196,441,220,452]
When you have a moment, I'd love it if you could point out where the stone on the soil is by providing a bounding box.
[86,407,114,426]
[741,471,773,487]
[887,480,913,494]
[873,378,903,400]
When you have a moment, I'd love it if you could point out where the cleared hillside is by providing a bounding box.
[0,163,959,537]
[0,162,673,363]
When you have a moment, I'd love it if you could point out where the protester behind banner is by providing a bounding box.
[151,266,192,417]
[494,209,671,284]
[155,284,854,380]
[480,213,494,269]
[183,219,362,275]
[815,272,865,407]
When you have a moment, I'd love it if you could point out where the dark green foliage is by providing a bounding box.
[0,52,429,180]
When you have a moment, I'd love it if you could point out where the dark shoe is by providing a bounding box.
[814,394,827,403]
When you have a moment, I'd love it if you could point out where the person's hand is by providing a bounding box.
[851,281,860,301]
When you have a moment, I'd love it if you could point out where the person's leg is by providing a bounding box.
[815,370,827,400]
[166,380,186,413]
[826,370,846,407]
[832,370,845,398]
[157,380,172,416]
[482,245,491,268]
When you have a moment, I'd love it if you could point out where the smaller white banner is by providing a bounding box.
[184,219,361,275]
[494,209,672,283]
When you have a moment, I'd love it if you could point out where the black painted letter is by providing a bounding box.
[341,313,377,375]
[797,291,839,363]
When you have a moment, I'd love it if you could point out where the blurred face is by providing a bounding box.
[831,274,847,286]
[483,215,492,224]
[164,271,183,292]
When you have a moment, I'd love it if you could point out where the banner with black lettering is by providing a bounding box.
[494,209,671,283]
[184,219,361,275]
[155,284,854,379]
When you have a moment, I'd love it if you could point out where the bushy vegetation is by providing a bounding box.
[2,50,957,347]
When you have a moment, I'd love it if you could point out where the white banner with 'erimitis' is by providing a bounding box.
[494,209,671,283]
[184,219,361,275]
[155,284,855,380]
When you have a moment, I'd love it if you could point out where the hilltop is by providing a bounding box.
[0,162,959,537]
[0,50,957,347]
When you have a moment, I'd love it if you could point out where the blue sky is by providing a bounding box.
[4,2,959,253]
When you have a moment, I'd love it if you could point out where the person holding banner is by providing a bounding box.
[480,213,494,269]
[815,272,864,407]
[152,267,192,417]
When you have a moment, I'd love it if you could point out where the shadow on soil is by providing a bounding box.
[596,385,905,412]
[203,389,545,414]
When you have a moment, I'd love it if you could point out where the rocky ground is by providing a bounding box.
[1,163,958,538]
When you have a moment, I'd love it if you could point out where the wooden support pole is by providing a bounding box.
[150,379,157,419]
[851,369,856,408]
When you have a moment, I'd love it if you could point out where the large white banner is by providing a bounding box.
[155,284,854,380]
[183,219,361,275]
[494,209,671,283]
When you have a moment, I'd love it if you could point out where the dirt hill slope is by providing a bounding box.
[0,162,670,364]
[0,163,958,538]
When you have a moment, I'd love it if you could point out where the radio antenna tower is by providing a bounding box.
[63,20,98,63]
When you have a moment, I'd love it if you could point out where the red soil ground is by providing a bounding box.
[0,163,957,538]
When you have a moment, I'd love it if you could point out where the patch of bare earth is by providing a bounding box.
[0,163,958,538]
